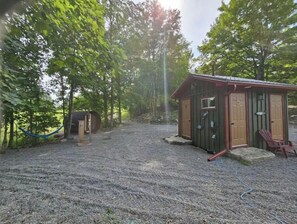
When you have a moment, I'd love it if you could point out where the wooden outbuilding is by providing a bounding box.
[70,111,101,134]
[171,74,297,154]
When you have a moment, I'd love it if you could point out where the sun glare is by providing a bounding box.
[158,0,181,9]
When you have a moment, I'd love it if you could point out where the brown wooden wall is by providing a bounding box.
[177,86,192,137]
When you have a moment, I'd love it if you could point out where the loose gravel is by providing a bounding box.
[0,122,297,224]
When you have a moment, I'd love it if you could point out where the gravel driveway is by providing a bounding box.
[0,122,297,223]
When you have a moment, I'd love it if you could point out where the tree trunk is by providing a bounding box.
[1,117,8,153]
[116,73,122,124]
[255,48,266,80]
[258,60,265,81]
[8,111,14,149]
[103,73,108,128]
[152,75,157,117]
[0,102,2,124]
[0,118,3,153]
[152,52,157,118]
[29,100,33,133]
[255,64,265,80]
[65,82,74,139]
[252,57,258,79]
[211,61,215,76]
[118,88,122,124]
[60,75,66,136]
[110,77,114,129]
[0,61,2,124]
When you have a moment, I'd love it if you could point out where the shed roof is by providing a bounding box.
[171,74,297,99]
[71,111,100,121]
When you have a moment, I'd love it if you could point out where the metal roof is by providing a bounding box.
[171,73,297,98]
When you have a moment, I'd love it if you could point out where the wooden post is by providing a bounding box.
[78,120,85,144]
[88,113,92,143]
[78,118,92,147]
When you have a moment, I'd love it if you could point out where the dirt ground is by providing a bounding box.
[0,122,297,224]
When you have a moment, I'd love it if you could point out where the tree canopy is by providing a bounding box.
[0,0,192,150]
[198,0,297,82]
[1,0,296,150]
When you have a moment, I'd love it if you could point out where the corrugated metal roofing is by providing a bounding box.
[171,74,297,98]
[194,74,297,87]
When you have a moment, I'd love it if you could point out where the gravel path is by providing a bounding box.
[0,122,297,224]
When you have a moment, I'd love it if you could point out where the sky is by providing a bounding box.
[132,0,226,57]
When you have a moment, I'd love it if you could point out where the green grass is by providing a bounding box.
[0,111,64,150]
[121,109,130,121]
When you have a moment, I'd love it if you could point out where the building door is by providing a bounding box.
[270,94,284,140]
[230,93,247,147]
[181,99,191,139]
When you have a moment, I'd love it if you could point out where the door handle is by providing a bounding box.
[271,121,274,123]
[230,122,235,125]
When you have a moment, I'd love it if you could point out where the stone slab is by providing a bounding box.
[228,147,275,164]
[164,135,192,145]
[77,142,92,147]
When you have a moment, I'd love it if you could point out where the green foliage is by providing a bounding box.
[198,0,297,82]
[35,0,107,134]
[124,0,192,118]
[16,98,60,133]
[0,0,107,146]
[73,95,103,112]
[1,0,193,147]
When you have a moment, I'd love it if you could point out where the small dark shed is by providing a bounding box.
[171,74,297,153]
[70,111,101,134]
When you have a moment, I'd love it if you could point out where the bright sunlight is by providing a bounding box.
[158,0,181,9]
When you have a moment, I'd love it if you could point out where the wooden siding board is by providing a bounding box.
[196,94,200,147]
[194,84,198,147]
[206,112,210,150]
[265,92,270,132]
[248,91,253,146]
[208,110,213,151]
[200,111,206,149]
[196,83,199,144]
[192,86,197,146]
[192,84,198,146]
[252,92,255,146]
[263,92,270,149]
[257,92,261,148]
[195,95,199,147]
[217,92,224,152]
[284,93,289,143]
[178,101,182,137]
[225,95,230,150]
[260,93,264,143]
[213,109,217,150]
[251,92,258,147]
[261,92,266,148]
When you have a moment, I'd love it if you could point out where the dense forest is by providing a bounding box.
[0,0,296,151]
[0,0,192,150]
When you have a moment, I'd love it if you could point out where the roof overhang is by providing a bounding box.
[171,74,297,99]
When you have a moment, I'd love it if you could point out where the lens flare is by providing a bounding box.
[158,0,181,9]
